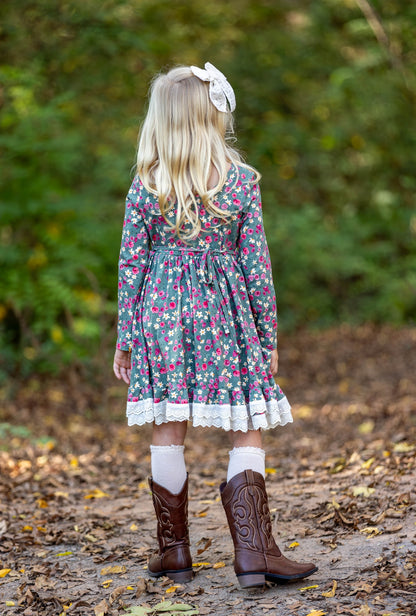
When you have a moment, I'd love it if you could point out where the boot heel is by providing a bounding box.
[169,568,193,583]
[238,573,265,588]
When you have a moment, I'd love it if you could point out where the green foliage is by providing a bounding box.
[0,0,415,378]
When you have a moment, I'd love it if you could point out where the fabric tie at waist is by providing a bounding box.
[149,246,238,345]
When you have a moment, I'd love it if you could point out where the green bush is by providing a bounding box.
[0,0,415,379]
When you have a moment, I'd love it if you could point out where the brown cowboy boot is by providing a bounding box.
[148,475,193,583]
[220,469,318,588]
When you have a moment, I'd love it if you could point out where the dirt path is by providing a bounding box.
[0,325,415,615]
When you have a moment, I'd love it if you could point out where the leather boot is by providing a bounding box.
[148,475,193,583]
[220,469,318,588]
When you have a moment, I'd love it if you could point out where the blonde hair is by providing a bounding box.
[136,65,260,243]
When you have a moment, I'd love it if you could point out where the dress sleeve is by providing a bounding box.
[237,177,278,359]
[116,176,151,351]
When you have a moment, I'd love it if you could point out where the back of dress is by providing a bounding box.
[117,162,292,432]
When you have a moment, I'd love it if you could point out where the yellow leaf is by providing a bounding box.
[352,486,375,497]
[360,526,382,538]
[100,565,127,576]
[54,491,69,499]
[0,569,11,578]
[393,442,414,453]
[102,579,113,588]
[213,561,225,569]
[203,480,216,486]
[56,551,73,557]
[84,488,110,499]
[265,468,277,475]
[22,525,33,532]
[306,611,327,616]
[138,481,148,489]
[126,586,134,590]
[192,562,211,567]
[361,457,375,470]
[296,405,312,418]
[166,585,180,593]
[322,580,337,597]
[194,512,207,518]
[288,541,299,549]
[6,601,15,607]
[69,456,79,468]
[358,420,374,435]
[37,526,47,532]
[130,523,138,531]
[300,584,319,592]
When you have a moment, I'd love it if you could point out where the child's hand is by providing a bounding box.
[113,349,131,385]
[270,348,279,376]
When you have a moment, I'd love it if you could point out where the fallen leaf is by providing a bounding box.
[322,580,337,597]
[361,457,375,470]
[0,569,11,578]
[109,586,127,604]
[352,486,375,497]
[393,442,414,453]
[359,526,382,538]
[136,577,147,598]
[130,523,138,531]
[166,585,181,593]
[306,610,326,616]
[196,537,212,555]
[265,468,277,475]
[288,541,299,549]
[102,579,113,588]
[5,601,15,607]
[100,565,127,575]
[94,598,109,616]
[56,551,73,557]
[300,584,319,592]
[84,488,110,499]
[124,608,150,616]
[212,562,225,569]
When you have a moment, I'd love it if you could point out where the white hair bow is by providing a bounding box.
[190,62,236,113]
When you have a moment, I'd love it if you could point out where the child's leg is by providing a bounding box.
[147,420,193,582]
[227,429,265,482]
[150,420,188,494]
[221,428,317,588]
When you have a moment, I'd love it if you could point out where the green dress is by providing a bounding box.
[117,163,292,432]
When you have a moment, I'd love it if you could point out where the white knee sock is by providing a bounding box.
[227,446,266,482]
[150,444,187,495]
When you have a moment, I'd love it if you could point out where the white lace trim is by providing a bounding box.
[126,396,293,432]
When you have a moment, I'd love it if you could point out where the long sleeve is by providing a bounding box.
[117,176,151,351]
[237,178,278,359]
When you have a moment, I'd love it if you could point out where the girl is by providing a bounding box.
[113,63,317,589]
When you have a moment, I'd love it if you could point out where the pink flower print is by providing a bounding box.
[169,301,176,309]
[151,306,159,313]
[205,235,212,243]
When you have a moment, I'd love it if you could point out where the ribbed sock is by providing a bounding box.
[227,446,266,482]
[150,444,187,495]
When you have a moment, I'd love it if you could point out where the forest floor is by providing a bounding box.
[0,324,415,616]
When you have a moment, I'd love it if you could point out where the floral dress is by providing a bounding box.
[117,163,293,432]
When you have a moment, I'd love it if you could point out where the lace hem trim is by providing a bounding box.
[126,396,293,432]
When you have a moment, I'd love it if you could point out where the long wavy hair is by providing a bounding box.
[136,65,260,243]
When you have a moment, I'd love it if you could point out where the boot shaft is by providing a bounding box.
[149,476,190,552]
[220,469,280,554]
